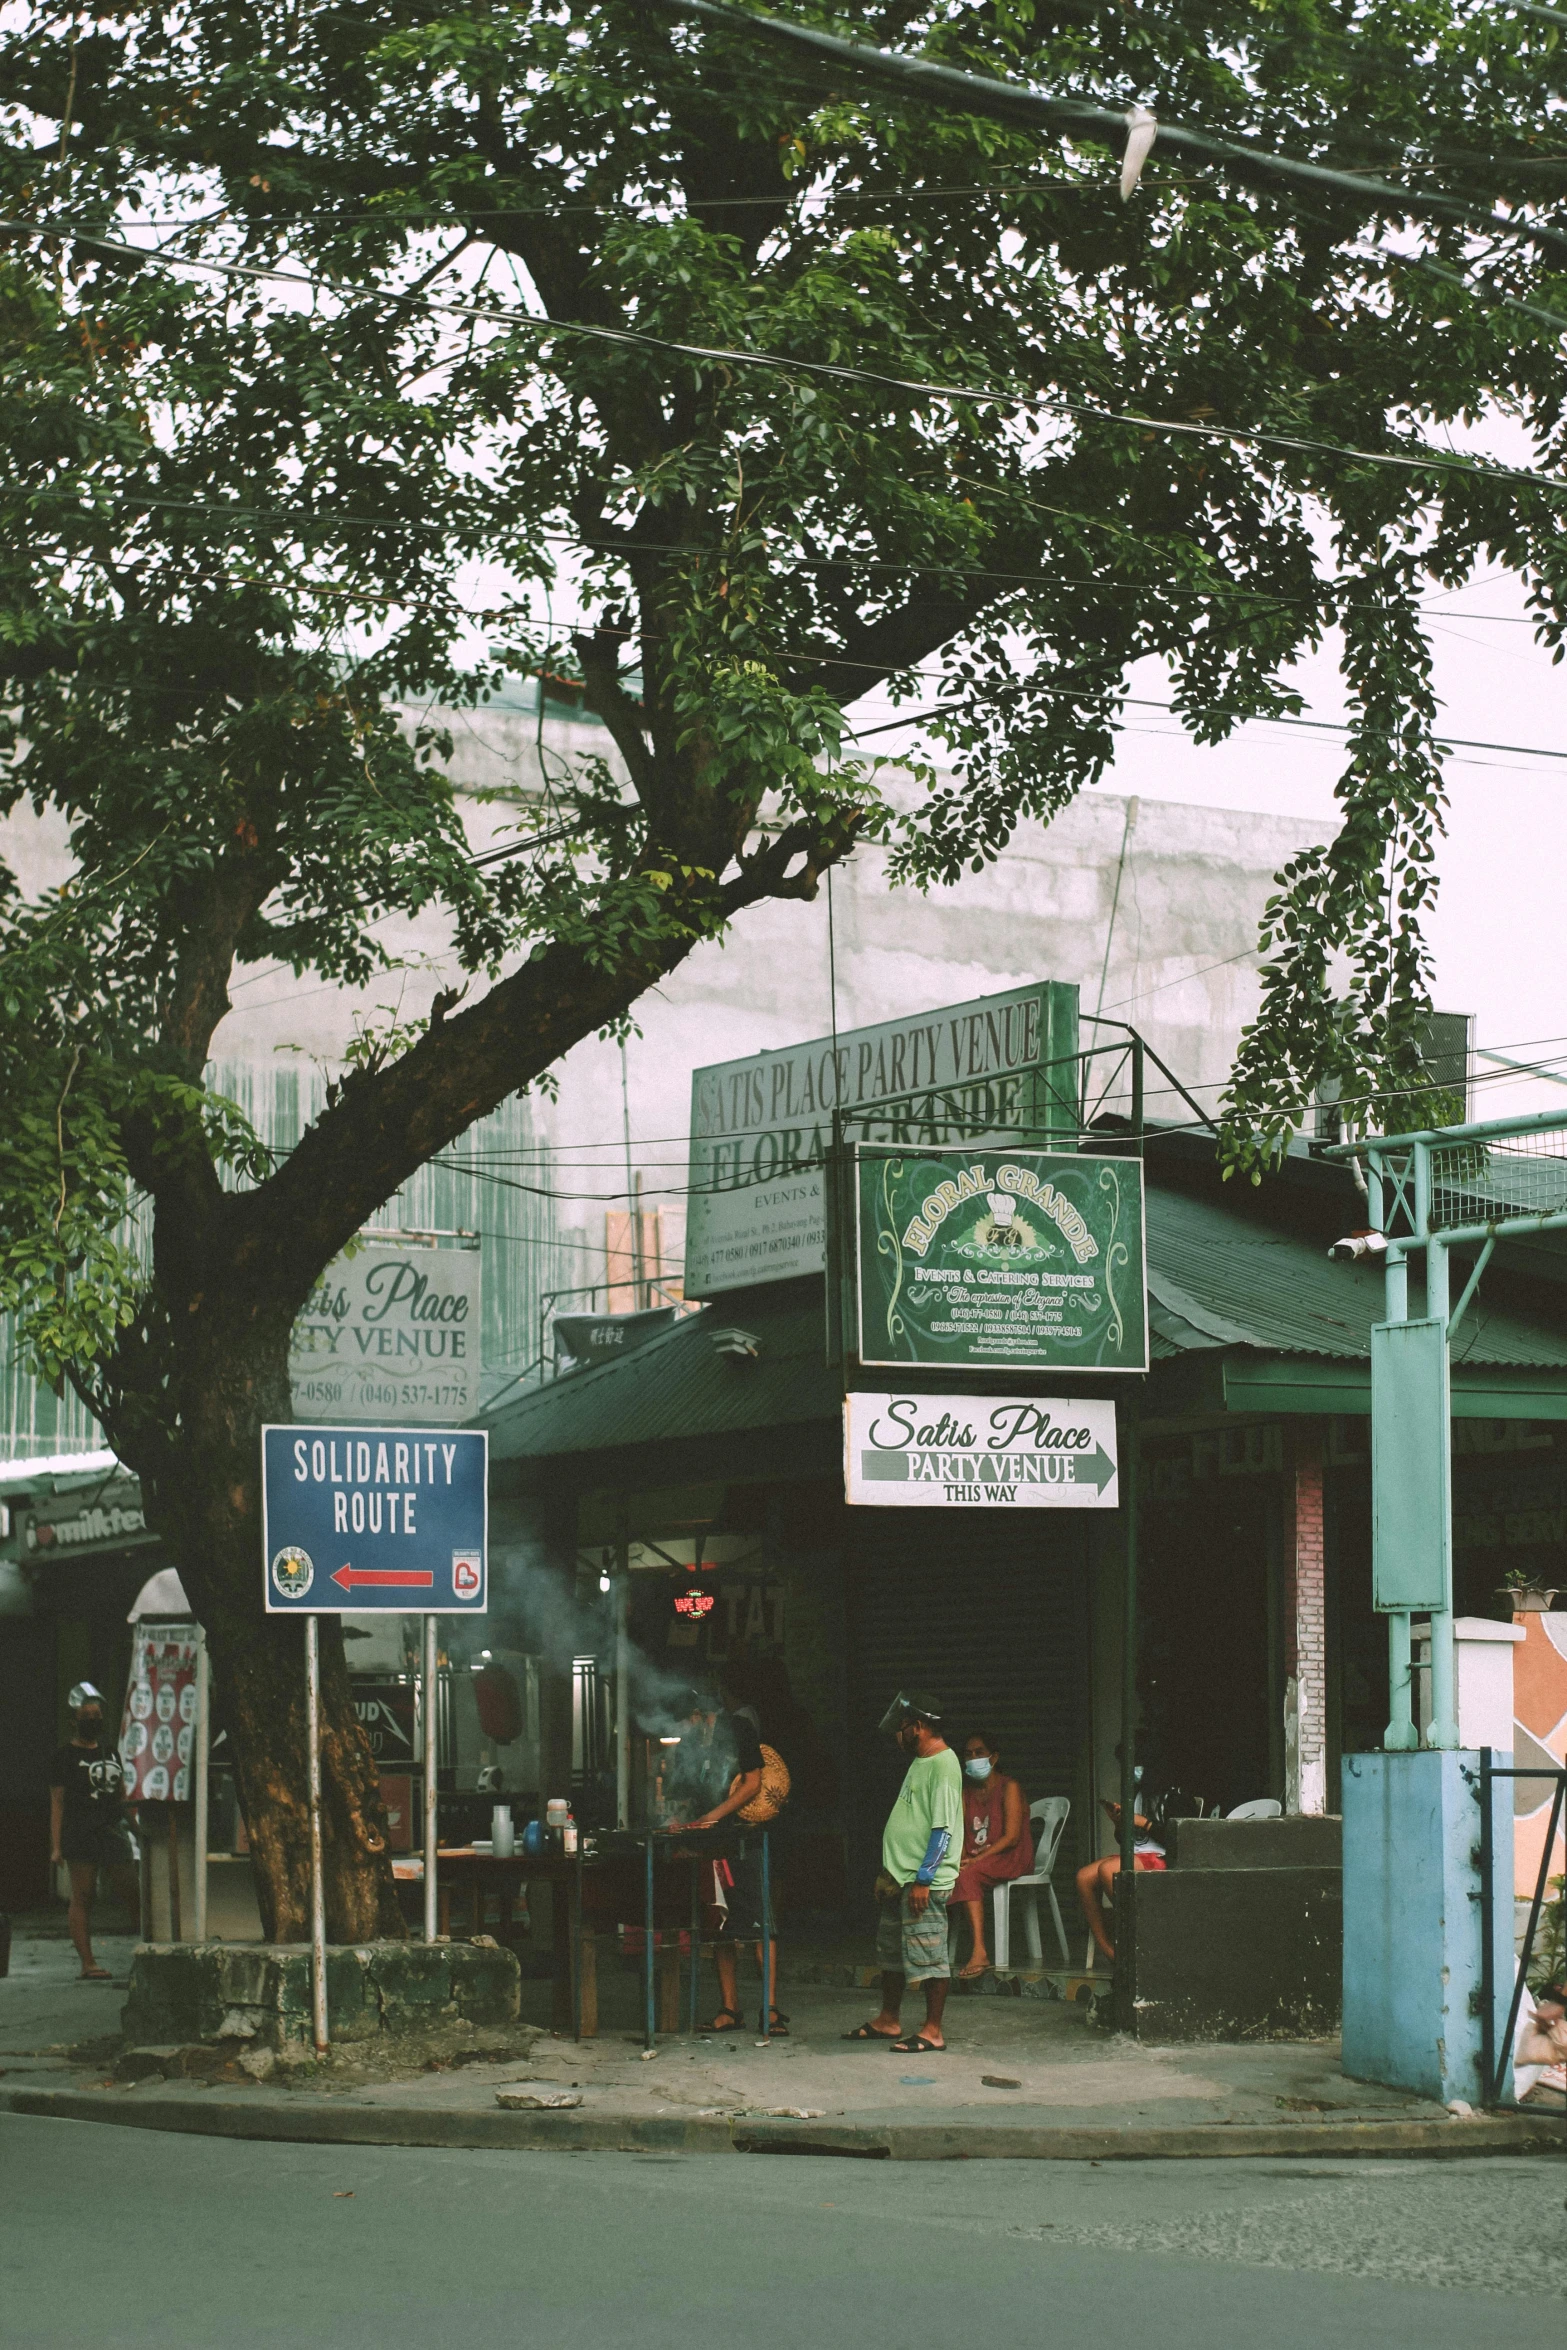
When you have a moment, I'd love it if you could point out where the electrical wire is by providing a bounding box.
[10,213,1567,501]
[649,0,1567,264]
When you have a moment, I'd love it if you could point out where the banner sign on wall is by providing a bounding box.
[855,1147,1147,1373]
[289,1243,482,1426]
[261,1425,488,1613]
[845,1392,1120,1509]
[119,1628,201,1802]
[684,983,1080,1297]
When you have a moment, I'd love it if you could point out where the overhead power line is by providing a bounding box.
[647,0,1567,265]
[9,214,1567,502]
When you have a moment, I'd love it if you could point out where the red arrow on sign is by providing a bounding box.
[330,1564,435,1592]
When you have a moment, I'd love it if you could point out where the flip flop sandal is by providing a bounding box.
[709,2007,745,2033]
[888,2035,946,2055]
[80,1967,113,1981]
[957,1962,992,1981]
[758,2009,791,2036]
[842,2022,899,2042]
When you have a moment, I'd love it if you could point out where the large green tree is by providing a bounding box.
[2,1,1565,1935]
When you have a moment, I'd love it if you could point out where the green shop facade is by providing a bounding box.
[483,985,1567,1945]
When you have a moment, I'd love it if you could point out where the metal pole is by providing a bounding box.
[644,1830,656,2052]
[1495,1770,1566,2112]
[1382,1235,1419,1750]
[423,1615,439,1943]
[192,1636,210,1943]
[304,1616,329,2054]
[761,1830,772,2044]
[1479,1748,1496,2104]
[689,1851,701,2037]
[1385,1613,1418,1752]
[1119,1392,1140,1889]
[614,1561,631,1830]
[1425,1236,1458,1748]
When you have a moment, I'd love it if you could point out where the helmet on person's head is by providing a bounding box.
[68,1681,104,1714]
[877,1689,944,1738]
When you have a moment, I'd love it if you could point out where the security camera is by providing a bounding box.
[1328,1230,1389,1262]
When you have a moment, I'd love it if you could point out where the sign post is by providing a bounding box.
[192,1637,210,1945]
[303,1616,328,2055]
[261,1425,488,2025]
[423,1614,439,1946]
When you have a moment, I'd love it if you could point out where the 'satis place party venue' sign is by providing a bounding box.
[855,1146,1147,1374]
[845,1392,1120,1510]
[684,983,1080,1298]
[289,1242,482,1426]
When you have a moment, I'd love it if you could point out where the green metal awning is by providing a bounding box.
[483,1180,1567,1468]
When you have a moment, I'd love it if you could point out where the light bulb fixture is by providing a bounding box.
[598,1570,611,1593]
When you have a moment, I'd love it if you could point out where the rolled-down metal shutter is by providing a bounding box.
[841,1507,1088,1902]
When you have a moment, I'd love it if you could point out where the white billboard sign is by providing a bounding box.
[289,1243,482,1427]
[844,1391,1120,1509]
[685,983,1077,1297]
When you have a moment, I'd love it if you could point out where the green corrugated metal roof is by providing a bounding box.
[485,1184,1567,1462]
[1146,1188,1567,1369]
[487,1282,836,1462]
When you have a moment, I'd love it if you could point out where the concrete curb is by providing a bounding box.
[2,2083,1561,2161]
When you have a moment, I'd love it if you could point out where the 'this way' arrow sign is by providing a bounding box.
[844,1393,1119,1511]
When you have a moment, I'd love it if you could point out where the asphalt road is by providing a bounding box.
[2,2116,1562,2349]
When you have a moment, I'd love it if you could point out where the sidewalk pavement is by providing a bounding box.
[2,1926,1562,2161]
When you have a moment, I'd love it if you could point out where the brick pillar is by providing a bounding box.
[1283,1427,1328,1816]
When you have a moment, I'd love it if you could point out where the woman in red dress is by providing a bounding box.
[951,1732,1031,1978]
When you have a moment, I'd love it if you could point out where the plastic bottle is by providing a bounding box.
[491,1804,515,1860]
[562,1811,578,1857]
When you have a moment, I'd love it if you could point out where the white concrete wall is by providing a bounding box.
[2,706,1332,1298]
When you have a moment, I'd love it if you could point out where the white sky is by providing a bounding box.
[842,550,1567,1123]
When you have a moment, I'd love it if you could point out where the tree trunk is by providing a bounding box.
[115,1300,403,1944]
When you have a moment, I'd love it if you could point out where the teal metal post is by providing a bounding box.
[1423,1236,1458,1748]
[1380,1223,1419,1753]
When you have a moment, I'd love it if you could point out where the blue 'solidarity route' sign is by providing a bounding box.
[262,1425,488,1613]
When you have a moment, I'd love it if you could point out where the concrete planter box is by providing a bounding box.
[123,1939,521,2054]
[1118,1817,1343,2042]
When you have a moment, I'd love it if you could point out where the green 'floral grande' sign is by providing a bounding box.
[855,1148,1147,1373]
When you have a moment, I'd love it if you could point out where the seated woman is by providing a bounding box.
[951,1732,1032,1979]
[1076,1796,1166,1965]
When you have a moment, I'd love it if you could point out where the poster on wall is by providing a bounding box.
[119,1628,201,1803]
[845,1392,1120,1509]
[289,1242,482,1426]
[855,1146,1147,1373]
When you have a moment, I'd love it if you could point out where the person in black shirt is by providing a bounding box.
[664,1688,785,2035]
[48,1682,136,1979]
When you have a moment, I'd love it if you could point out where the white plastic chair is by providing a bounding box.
[1226,1798,1283,1820]
[993,1797,1072,1969]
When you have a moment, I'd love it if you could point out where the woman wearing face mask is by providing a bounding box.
[951,1733,1031,1979]
[48,1683,137,1981]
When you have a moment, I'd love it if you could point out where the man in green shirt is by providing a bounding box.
[845,1692,963,2054]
